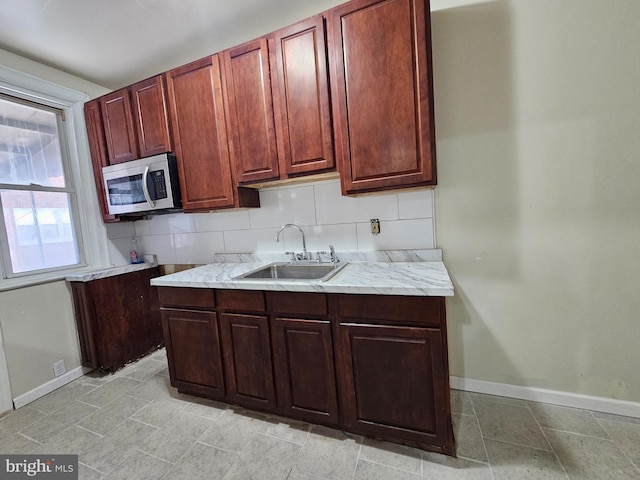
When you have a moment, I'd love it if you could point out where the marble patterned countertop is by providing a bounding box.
[65,256,159,283]
[151,250,454,297]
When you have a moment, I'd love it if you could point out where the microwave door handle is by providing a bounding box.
[142,166,156,208]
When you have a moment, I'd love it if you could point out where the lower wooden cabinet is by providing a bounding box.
[157,287,454,455]
[339,323,451,452]
[215,289,276,410]
[270,291,339,425]
[70,267,163,372]
[219,312,276,410]
[161,308,225,399]
[272,317,339,425]
[336,293,454,454]
[158,287,224,399]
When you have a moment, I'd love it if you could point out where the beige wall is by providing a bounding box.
[431,0,640,401]
[0,282,82,397]
[0,48,109,399]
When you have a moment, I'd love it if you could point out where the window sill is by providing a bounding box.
[0,264,98,292]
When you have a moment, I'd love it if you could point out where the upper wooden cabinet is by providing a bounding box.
[222,21,336,185]
[222,38,281,184]
[130,75,173,158]
[98,75,172,164]
[84,76,172,221]
[99,88,139,164]
[83,99,118,223]
[84,0,439,216]
[166,55,258,211]
[270,16,335,177]
[328,0,437,194]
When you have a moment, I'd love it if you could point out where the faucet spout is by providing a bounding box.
[275,224,308,260]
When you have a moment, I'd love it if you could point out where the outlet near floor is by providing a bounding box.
[52,359,66,377]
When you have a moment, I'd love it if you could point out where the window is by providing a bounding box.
[0,94,84,277]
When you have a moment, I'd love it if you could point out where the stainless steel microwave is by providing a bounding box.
[102,153,182,215]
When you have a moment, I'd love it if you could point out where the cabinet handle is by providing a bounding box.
[142,166,156,208]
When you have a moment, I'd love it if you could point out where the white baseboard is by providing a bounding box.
[13,366,92,409]
[451,376,640,419]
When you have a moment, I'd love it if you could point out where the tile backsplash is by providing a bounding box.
[105,178,435,266]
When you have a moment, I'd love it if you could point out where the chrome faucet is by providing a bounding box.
[329,244,339,264]
[275,224,309,261]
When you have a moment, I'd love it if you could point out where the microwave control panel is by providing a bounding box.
[151,170,168,199]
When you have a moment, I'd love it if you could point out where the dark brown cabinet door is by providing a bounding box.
[99,89,139,164]
[271,16,335,177]
[83,100,118,223]
[328,0,436,194]
[70,268,163,372]
[219,312,276,410]
[166,55,237,211]
[339,323,452,452]
[161,308,225,399]
[222,38,280,183]
[154,286,453,454]
[70,281,98,368]
[131,75,173,158]
[273,318,339,425]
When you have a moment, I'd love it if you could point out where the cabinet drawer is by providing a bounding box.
[270,292,328,317]
[158,287,215,310]
[337,294,443,327]
[216,289,265,312]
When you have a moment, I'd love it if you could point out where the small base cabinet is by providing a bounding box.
[271,292,339,426]
[157,287,455,456]
[161,309,225,399]
[339,324,451,452]
[220,314,275,409]
[336,294,454,455]
[217,290,276,410]
[158,287,225,399]
[70,267,163,372]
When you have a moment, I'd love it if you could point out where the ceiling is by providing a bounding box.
[0,0,344,91]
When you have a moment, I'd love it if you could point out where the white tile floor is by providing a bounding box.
[1,350,639,479]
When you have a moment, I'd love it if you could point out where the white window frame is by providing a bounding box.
[0,96,86,278]
[0,65,111,290]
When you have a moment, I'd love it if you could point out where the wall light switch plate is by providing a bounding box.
[370,218,381,235]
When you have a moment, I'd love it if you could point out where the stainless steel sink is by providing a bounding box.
[233,262,348,282]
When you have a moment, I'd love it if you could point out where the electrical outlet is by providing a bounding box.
[370,218,381,235]
[53,360,66,377]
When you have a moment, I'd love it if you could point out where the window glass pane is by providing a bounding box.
[0,97,65,187]
[1,190,79,273]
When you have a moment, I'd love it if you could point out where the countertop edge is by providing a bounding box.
[151,261,454,297]
[66,259,159,283]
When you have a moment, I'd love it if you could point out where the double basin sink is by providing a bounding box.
[234,262,348,282]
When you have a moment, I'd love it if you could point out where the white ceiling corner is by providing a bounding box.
[0,0,345,90]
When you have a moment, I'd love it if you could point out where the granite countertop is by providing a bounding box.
[150,250,453,297]
[65,257,159,283]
